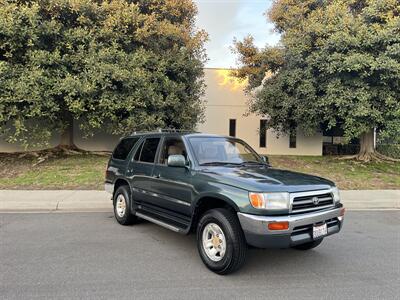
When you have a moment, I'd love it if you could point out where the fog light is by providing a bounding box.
[268,221,289,230]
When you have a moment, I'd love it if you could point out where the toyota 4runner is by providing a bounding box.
[105,130,345,274]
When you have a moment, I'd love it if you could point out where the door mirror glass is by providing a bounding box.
[167,155,186,167]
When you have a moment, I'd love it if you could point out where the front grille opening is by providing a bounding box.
[291,218,339,237]
[291,192,334,214]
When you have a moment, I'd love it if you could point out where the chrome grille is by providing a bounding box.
[290,190,334,214]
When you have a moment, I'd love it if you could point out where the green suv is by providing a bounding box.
[105,130,345,274]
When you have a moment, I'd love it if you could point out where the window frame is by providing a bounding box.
[133,139,145,162]
[131,136,161,165]
[157,136,188,166]
[136,137,161,164]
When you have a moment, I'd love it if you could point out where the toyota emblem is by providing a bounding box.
[312,196,319,205]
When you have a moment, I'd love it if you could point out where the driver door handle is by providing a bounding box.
[153,174,161,178]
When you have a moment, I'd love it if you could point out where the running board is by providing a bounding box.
[135,212,182,233]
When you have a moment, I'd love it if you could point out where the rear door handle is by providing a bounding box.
[153,174,160,178]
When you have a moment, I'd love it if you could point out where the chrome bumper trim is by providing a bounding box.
[238,207,343,236]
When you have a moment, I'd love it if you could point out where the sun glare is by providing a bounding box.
[216,69,248,92]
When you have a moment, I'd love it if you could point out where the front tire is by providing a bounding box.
[113,185,138,225]
[197,208,247,275]
[292,238,323,250]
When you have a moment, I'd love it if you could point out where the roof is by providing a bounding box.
[127,130,229,139]
[130,129,196,136]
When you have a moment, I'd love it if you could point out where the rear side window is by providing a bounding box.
[134,141,144,161]
[138,138,160,163]
[112,138,139,160]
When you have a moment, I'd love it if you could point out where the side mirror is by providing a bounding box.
[261,155,270,165]
[167,154,186,168]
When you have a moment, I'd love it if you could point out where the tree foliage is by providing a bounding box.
[233,0,400,159]
[0,0,207,147]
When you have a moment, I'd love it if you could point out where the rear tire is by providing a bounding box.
[292,238,323,250]
[197,208,247,275]
[113,185,138,225]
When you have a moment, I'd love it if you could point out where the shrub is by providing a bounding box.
[376,144,400,159]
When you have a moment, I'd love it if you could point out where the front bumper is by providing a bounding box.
[238,207,344,248]
[105,182,114,194]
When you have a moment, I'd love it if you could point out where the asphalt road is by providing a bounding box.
[1,211,399,300]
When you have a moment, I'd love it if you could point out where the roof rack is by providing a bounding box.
[131,128,198,135]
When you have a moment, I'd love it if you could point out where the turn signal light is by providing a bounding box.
[340,208,345,216]
[268,221,289,230]
[249,193,265,208]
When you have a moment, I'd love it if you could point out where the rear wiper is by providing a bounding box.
[199,161,240,166]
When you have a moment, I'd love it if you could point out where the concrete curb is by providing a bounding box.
[340,190,400,210]
[0,190,399,213]
[0,190,111,213]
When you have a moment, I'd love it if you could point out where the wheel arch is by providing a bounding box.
[113,178,131,200]
[189,194,240,233]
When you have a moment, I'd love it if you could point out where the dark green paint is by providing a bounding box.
[105,132,337,231]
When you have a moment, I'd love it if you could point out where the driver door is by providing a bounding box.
[151,136,194,219]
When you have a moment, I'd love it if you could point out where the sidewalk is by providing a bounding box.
[0,190,399,212]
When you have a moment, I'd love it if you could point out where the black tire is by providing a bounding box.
[292,238,323,250]
[113,185,138,225]
[197,208,247,275]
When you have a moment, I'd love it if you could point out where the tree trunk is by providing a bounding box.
[340,129,399,162]
[357,129,375,161]
[59,112,76,149]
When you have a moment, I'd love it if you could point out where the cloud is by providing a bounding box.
[195,0,280,68]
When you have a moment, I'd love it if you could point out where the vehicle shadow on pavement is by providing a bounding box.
[126,216,336,276]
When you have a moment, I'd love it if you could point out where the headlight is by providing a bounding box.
[249,192,290,210]
[332,187,340,203]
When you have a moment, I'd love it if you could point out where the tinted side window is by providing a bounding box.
[133,140,144,161]
[112,138,139,160]
[139,138,160,163]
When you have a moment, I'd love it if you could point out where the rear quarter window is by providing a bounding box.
[112,137,139,160]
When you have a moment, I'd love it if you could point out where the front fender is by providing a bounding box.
[192,181,251,212]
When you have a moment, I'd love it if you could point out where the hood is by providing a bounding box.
[198,165,334,193]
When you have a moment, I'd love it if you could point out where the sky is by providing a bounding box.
[195,0,281,69]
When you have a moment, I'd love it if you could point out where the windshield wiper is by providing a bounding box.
[199,161,240,166]
[239,160,267,166]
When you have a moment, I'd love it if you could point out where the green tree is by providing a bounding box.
[0,0,207,149]
[233,0,400,161]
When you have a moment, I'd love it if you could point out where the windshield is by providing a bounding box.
[188,137,264,166]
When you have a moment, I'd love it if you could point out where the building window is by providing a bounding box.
[229,119,236,137]
[259,120,267,148]
[289,132,297,148]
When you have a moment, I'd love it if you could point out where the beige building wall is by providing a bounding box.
[0,129,60,153]
[0,123,121,153]
[73,124,121,152]
[197,69,323,156]
[0,68,322,155]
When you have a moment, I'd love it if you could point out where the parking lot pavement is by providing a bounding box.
[0,211,399,299]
